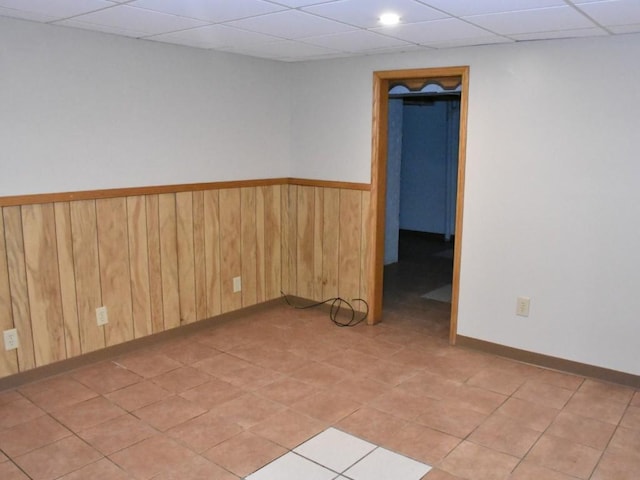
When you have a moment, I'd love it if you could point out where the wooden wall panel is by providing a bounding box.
[3,207,36,370]
[322,189,340,299]
[219,189,242,313]
[145,195,164,333]
[359,191,371,308]
[54,202,81,358]
[281,185,297,296]
[176,192,196,325]
[96,198,134,347]
[313,188,324,301]
[240,188,257,307]
[70,200,105,353]
[203,190,221,318]
[0,214,19,376]
[338,190,362,301]
[296,186,314,300]
[22,204,66,366]
[158,193,180,329]
[263,185,281,301]
[255,187,266,304]
[127,196,152,339]
[193,192,207,321]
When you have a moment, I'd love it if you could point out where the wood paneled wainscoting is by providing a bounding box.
[0,179,371,381]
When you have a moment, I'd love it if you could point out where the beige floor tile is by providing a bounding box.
[609,425,640,453]
[289,361,351,388]
[152,455,239,480]
[105,380,171,411]
[509,461,582,479]
[591,446,640,480]
[564,391,628,425]
[78,413,157,455]
[0,461,30,480]
[513,380,574,409]
[51,396,126,432]
[14,436,101,480]
[631,391,640,407]
[360,358,420,386]
[466,368,525,396]
[439,441,519,480]
[191,353,251,379]
[368,388,433,421]
[109,435,196,479]
[133,395,206,431]
[209,393,285,428]
[349,337,404,359]
[204,431,287,478]
[448,384,508,414]
[333,375,391,403]
[415,397,487,438]
[71,361,142,394]
[337,406,408,446]
[620,405,640,430]
[386,423,460,465]
[179,378,245,410]
[158,339,220,365]
[546,411,616,450]
[496,397,560,432]
[468,413,541,457]
[525,434,601,479]
[151,366,211,393]
[321,349,380,375]
[423,468,465,479]
[116,351,182,378]
[223,364,284,390]
[0,414,71,457]
[578,379,635,404]
[167,411,242,453]
[0,389,22,406]
[397,371,460,400]
[255,377,317,405]
[18,376,97,413]
[530,369,584,391]
[56,458,130,480]
[291,390,361,423]
[250,408,326,449]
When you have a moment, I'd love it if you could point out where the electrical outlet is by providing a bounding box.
[516,296,531,317]
[96,306,109,326]
[3,329,19,351]
[233,276,242,293]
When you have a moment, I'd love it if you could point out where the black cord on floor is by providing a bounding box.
[280,291,369,327]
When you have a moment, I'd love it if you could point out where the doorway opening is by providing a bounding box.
[367,67,469,345]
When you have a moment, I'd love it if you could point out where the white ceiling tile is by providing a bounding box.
[54,18,149,38]
[0,0,113,19]
[228,9,356,39]
[509,26,609,40]
[150,24,281,49]
[303,0,446,28]
[464,6,596,35]
[0,6,58,22]
[302,29,411,53]
[608,22,640,33]
[429,36,513,48]
[372,17,493,44]
[129,0,285,23]
[417,0,566,16]
[576,0,640,27]
[62,5,207,35]
[231,39,344,61]
[267,0,339,7]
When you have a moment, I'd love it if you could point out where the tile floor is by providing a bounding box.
[0,234,638,479]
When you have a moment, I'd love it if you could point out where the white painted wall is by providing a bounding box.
[0,17,291,196]
[290,34,640,376]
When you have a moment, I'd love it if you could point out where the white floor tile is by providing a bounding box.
[343,447,431,480]
[294,427,377,473]
[246,451,337,480]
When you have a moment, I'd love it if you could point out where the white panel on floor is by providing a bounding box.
[343,447,431,480]
[294,427,377,473]
[246,451,336,480]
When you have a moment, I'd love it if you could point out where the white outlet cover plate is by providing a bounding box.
[4,328,19,351]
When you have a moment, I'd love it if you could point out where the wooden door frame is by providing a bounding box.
[367,66,469,345]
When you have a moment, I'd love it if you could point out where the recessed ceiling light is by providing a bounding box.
[379,12,401,26]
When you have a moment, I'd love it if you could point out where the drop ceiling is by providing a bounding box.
[1,0,639,62]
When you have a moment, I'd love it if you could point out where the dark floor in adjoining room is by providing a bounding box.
[0,229,638,479]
